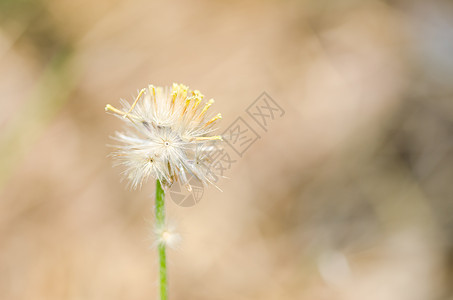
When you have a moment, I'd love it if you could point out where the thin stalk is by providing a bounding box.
[155,180,167,300]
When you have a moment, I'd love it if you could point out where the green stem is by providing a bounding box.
[155,180,167,300]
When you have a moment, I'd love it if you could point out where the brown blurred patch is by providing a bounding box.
[1,0,453,299]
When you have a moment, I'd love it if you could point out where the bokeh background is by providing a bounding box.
[1,0,453,299]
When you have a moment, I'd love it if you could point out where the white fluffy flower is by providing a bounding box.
[153,223,182,249]
[106,83,223,190]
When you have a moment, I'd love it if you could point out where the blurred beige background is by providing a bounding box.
[1,0,453,299]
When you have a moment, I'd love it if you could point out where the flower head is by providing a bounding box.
[106,83,223,190]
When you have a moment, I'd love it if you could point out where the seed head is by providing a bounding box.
[105,83,223,190]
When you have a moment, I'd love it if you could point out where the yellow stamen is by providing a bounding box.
[190,91,203,117]
[171,83,188,112]
[171,83,178,110]
[191,90,204,99]
[181,98,191,117]
[105,104,124,115]
[197,99,214,121]
[190,97,202,116]
[105,104,139,122]
[179,84,188,99]
[148,85,157,112]
[193,135,223,141]
[203,113,222,128]
[126,88,146,115]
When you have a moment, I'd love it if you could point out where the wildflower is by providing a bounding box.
[105,83,223,190]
